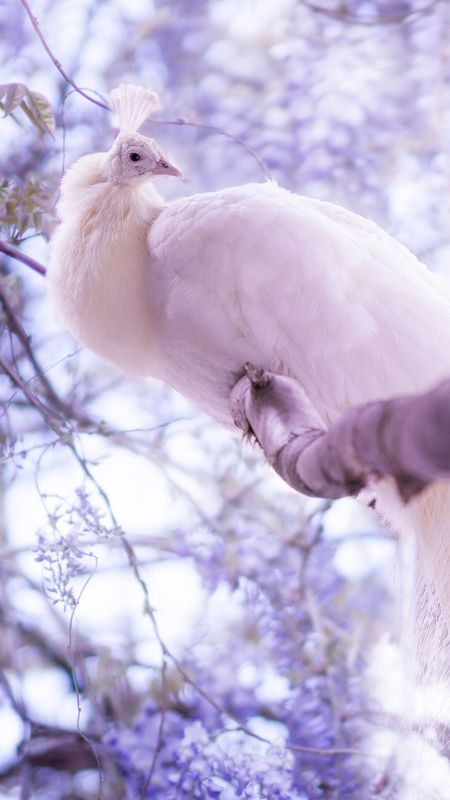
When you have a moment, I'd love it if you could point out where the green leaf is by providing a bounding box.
[27,90,56,138]
[20,100,44,133]
[3,82,27,114]
[1,85,55,137]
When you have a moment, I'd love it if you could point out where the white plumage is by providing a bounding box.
[147,184,450,426]
[48,85,450,698]
[49,170,450,426]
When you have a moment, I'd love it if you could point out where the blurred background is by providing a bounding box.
[1,0,450,798]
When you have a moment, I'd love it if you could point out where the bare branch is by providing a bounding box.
[0,354,55,423]
[140,658,168,797]
[18,0,109,111]
[151,117,272,180]
[230,364,450,502]
[0,727,100,779]
[0,239,47,276]
[0,283,70,413]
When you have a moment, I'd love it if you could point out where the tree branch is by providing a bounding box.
[0,239,47,276]
[230,364,450,502]
[150,118,272,180]
[0,354,54,423]
[0,283,70,413]
[18,0,109,111]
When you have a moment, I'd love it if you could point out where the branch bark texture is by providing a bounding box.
[230,365,450,501]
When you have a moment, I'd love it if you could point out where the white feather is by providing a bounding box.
[109,83,161,134]
[145,183,450,426]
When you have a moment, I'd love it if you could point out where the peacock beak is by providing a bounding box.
[153,159,183,178]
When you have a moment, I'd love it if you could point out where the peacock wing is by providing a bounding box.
[148,182,450,424]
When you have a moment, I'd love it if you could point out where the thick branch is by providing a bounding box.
[0,240,47,276]
[230,365,450,501]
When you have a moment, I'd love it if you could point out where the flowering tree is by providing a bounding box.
[1,1,450,798]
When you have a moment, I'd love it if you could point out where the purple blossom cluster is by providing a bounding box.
[105,710,306,800]
[34,487,122,607]
[100,500,385,798]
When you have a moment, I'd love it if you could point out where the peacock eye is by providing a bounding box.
[129,152,142,162]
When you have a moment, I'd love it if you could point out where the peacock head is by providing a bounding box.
[104,132,182,185]
[102,83,182,185]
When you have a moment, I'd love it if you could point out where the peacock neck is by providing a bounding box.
[90,180,166,246]
[49,179,167,377]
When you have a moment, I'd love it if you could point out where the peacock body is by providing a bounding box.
[48,85,450,705]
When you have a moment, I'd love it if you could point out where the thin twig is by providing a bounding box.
[67,558,104,798]
[0,354,54,422]
[0,284,69,413]
[139,658,168,798]
[18,0,109,111]
[151,118,272,180]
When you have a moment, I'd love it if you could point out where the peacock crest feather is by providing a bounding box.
[110,83,161,135]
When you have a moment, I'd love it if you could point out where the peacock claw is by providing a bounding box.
[244,362,272,390]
